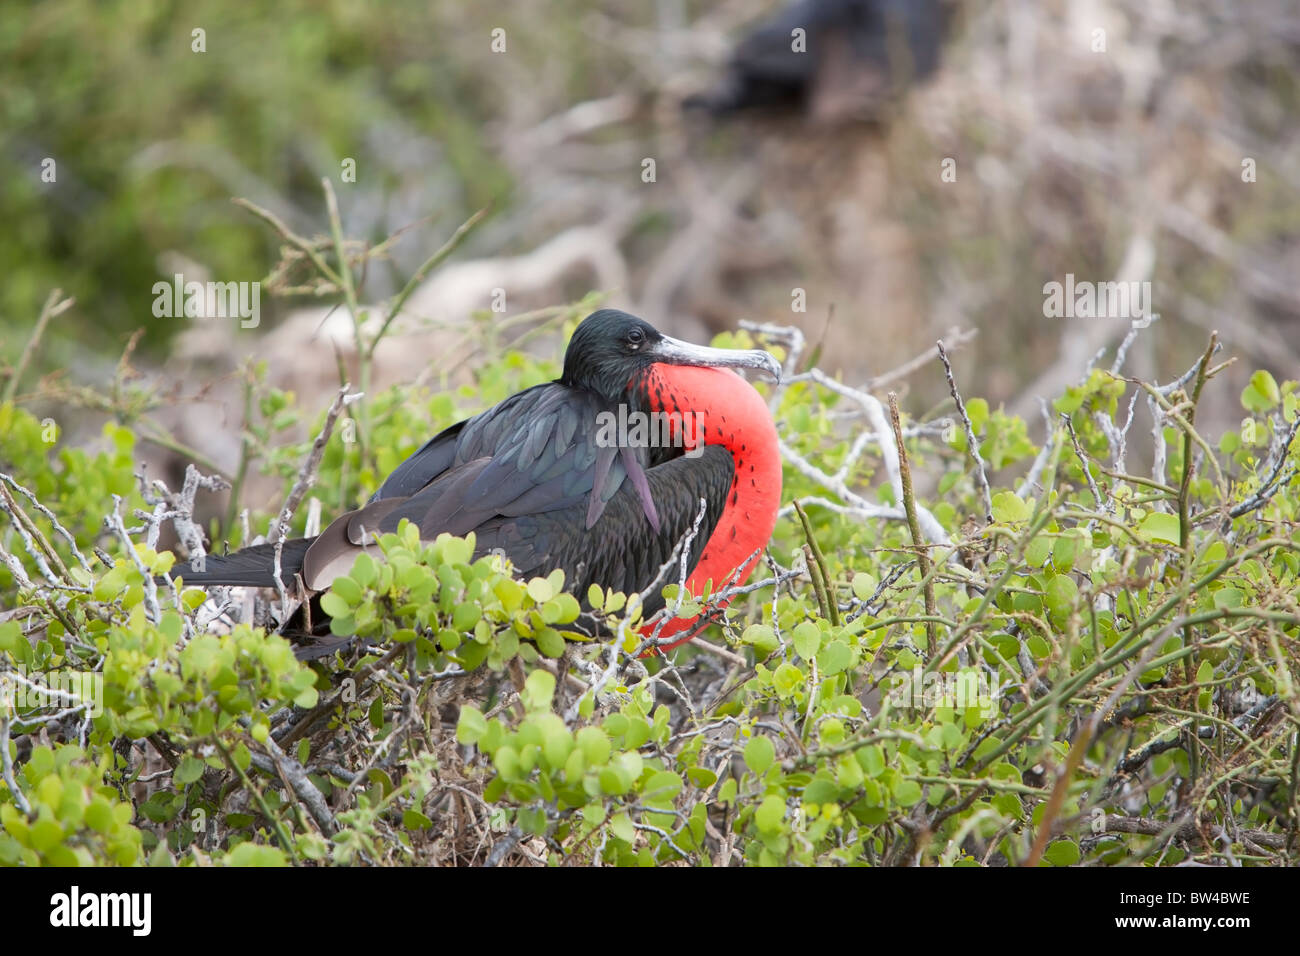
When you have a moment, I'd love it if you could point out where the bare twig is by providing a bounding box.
[371,207,490,359]
[267,384,360,606]
[1227,414,1298,520]
[260,733,338,835]
[1062,413,1108,514]
[937,339,993,524]
[889,393,937,650]
[3,289,74,404]
[0,704,31,816]
[793,500,839,626]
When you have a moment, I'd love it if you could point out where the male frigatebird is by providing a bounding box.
[170,309,783,651]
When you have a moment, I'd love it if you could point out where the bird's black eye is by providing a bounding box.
[627,327,645,348]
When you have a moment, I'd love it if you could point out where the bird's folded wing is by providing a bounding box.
[469,443,735,619]
[302,384,654,589]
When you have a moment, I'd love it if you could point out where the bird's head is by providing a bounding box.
[560,309,781,402]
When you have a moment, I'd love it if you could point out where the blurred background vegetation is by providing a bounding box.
[3,0,1299,426]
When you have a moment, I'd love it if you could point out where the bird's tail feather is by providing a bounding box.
[166,538,315,588]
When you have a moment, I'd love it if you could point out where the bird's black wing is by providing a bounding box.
[301,384,658,588]
[283,444,737,654]
[172,380,725,610]
[366,419,468,502]
[469,443,737,623]
[370,385,631,515]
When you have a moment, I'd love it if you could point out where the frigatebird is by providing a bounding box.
[169,309,783,652]
[685,0,945,120]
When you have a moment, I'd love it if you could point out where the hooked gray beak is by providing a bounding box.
[651,335,783,383]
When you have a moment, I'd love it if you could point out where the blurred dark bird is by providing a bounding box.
[685,0,946,122]
[168,309,783,656]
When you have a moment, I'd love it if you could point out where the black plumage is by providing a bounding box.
[687,0,945,119]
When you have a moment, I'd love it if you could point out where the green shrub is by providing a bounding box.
[1,337,1296,867]
[3,199,1297,866]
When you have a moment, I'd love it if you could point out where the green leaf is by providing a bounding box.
[623,717,651,749]
[330,576,362,606]
[551,592,581,623]
[754,795,786,835]
[527,577,554,603]
[350,552,378,588]
[1045,575,1078,622]
[686,767,717,788]
[457,706,488,745]
[803,774,840,805]
[792,621,820,660]
[293,685,319,709]
[1052,532,1081,572]
[991,491,1030,523]
[174,756,205,786]
[493,746,522,781]
[535,627,565,658]
[836,752,864,788]
[819,718,845,745]
[609,813,636,843]
[857,745,885,779]
[439,534,475,566]
[1242,370,1280,412]
[0,622,20,655]
[773,662,804,697]
[403,809,433,830]
[644,771,683,805]
[741,624,779,656]
[816,640,852,675]
[851,572,878,602]
[84,799,114,835]
[522,669,556,711]
[1026,535,1051,568]
[576,727,610,765]
[452,602,481,631]
[599,766,632,796]
[494,578,524,612]
[744,735,775,775]
[1213,587,1245,609]
[29,819,64,852]
[893,778,923,807]
[1043,839,1080,866]
[1137,512,1181,545]
[225,843,288,867]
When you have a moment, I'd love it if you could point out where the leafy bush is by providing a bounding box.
[3,211,1298,867]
